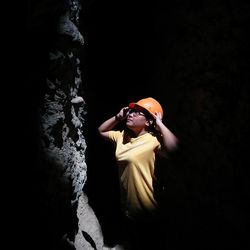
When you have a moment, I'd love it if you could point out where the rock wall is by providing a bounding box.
[27,0,104,249]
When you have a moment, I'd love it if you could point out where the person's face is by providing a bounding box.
[126,109,148,128]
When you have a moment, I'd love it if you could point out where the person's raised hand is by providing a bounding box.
[116,106,129,121]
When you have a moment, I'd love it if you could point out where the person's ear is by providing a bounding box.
[145,119,154,127]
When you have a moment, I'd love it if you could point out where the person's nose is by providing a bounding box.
[128,111,137,117]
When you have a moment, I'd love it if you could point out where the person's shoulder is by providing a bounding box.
[109,129,123,138]
[149,131,162,140]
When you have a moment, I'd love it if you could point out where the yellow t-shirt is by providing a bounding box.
[108,130,162,220]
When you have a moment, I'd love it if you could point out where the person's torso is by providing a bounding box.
[109,130,161,220]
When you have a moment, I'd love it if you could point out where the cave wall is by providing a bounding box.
[27,0,103,249]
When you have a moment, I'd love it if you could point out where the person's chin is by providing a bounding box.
[126,121,133,127]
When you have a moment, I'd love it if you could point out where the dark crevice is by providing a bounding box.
[81,231,97,250]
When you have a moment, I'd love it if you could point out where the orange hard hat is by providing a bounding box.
[128,97,164,118]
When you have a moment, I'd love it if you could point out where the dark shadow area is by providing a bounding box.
[81,0,250,249]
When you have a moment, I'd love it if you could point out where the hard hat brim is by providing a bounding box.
[128,102,155,118]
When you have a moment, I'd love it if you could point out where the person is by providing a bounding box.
[98,97,178,250]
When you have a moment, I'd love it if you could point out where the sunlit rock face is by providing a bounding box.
[29,0,104,249]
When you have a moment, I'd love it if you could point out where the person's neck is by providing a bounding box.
[130,128,147,138]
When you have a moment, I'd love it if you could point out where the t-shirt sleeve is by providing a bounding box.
[155,134,168,158]
[108,130,122,143]
[155,137,162,151]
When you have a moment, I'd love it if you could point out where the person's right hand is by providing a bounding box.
[116,106,129,121]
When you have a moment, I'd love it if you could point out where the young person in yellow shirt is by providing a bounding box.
[98,97,178,250]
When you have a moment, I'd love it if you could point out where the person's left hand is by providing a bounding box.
[152,112,163,131]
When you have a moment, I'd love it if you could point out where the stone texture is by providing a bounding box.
[74,192,104,250]
[29,0,105,249]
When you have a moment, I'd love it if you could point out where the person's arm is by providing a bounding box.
[154,112,178,152]
[98,106,129,140]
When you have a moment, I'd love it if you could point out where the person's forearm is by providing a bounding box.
[157,122,178,151]
[98,107,128,133]
[98,115,120,133]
